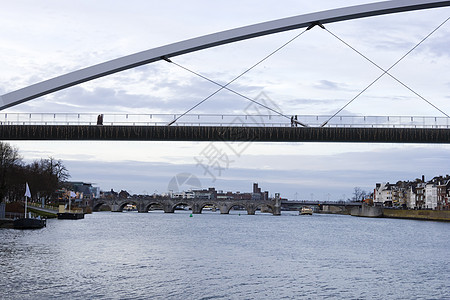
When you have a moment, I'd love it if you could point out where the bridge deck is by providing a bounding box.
[282,201,362,206]
[1,125,449,143]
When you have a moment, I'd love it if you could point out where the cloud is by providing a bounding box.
[314,80,350,91]
[424,34,450,58]
[52,143,450,201]
[4,64,273,116]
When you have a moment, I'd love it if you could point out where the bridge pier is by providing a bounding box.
[191,203,202,214]
[246,204,256,215]
[137,202,148,213]
[163,203,174,213]
[111,203,122,212]
[218,203,230,214]
[273,198,281,216]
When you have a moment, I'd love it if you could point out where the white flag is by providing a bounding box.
[25,182,31,198]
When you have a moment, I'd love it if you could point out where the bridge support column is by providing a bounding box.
[273,198,281,216]
[191,203,202,214]
[247,204,256,215]
[137,203,148,213]
[111,204,122,212]
[163,203,174,213]
[219,203,229,214]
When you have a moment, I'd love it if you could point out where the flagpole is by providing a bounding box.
[24,182,32,219]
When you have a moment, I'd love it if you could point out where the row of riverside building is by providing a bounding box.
[170,183,269,201]
[374,175,450,210]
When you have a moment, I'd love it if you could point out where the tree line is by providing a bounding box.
[0,142,69,203]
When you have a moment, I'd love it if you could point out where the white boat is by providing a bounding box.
[300,206,313,215]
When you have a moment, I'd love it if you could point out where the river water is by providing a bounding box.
[1,211,449,299]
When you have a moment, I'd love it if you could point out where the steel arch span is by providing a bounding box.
[1,0,449,110]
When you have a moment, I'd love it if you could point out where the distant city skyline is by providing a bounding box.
[1,1,449,200]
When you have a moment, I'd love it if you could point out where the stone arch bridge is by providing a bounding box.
[93,197,281,216]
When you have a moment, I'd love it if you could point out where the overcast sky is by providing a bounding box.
[1,1,449,200]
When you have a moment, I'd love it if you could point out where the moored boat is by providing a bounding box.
[57,205,84,219]
[13,216,46,229]
[57,191,85,219]
[13,183,46,229]
[57,212,85,219]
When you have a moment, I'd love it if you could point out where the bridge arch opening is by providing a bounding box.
[256,204,274,215]
[226,204,249,215]
[171,202,191,213]
[118,201,138,212]
[199,203,220,214]
[93,201,111,212]
[144,202,164,212]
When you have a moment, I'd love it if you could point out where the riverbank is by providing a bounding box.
[383,208,450,222]
[28,207,57,218]
[350,204,450,222]
[0,202,58,228]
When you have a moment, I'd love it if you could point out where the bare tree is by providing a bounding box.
[27,157,70,201]
[352,187,367,202]
[0,142,22,202]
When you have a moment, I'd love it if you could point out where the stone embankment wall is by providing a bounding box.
[383,209,450,221]
[321,205,352,214]
[351,205,383,217]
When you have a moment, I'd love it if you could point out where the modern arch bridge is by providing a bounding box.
[1,0,449,143]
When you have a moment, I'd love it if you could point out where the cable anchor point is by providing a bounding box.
[161,56,173,63]
[295,120,308,127]
[306,21,325,31]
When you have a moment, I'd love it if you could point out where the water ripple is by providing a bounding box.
[1,212,449,299]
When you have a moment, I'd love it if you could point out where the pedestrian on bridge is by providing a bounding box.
[97,114,103,125]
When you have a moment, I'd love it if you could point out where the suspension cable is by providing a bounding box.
[320,17,450,126]
[166,60,304,125]
[162,28,309,126]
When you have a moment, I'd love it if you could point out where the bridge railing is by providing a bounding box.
[283,200,362,206]
[0,113,449,128]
